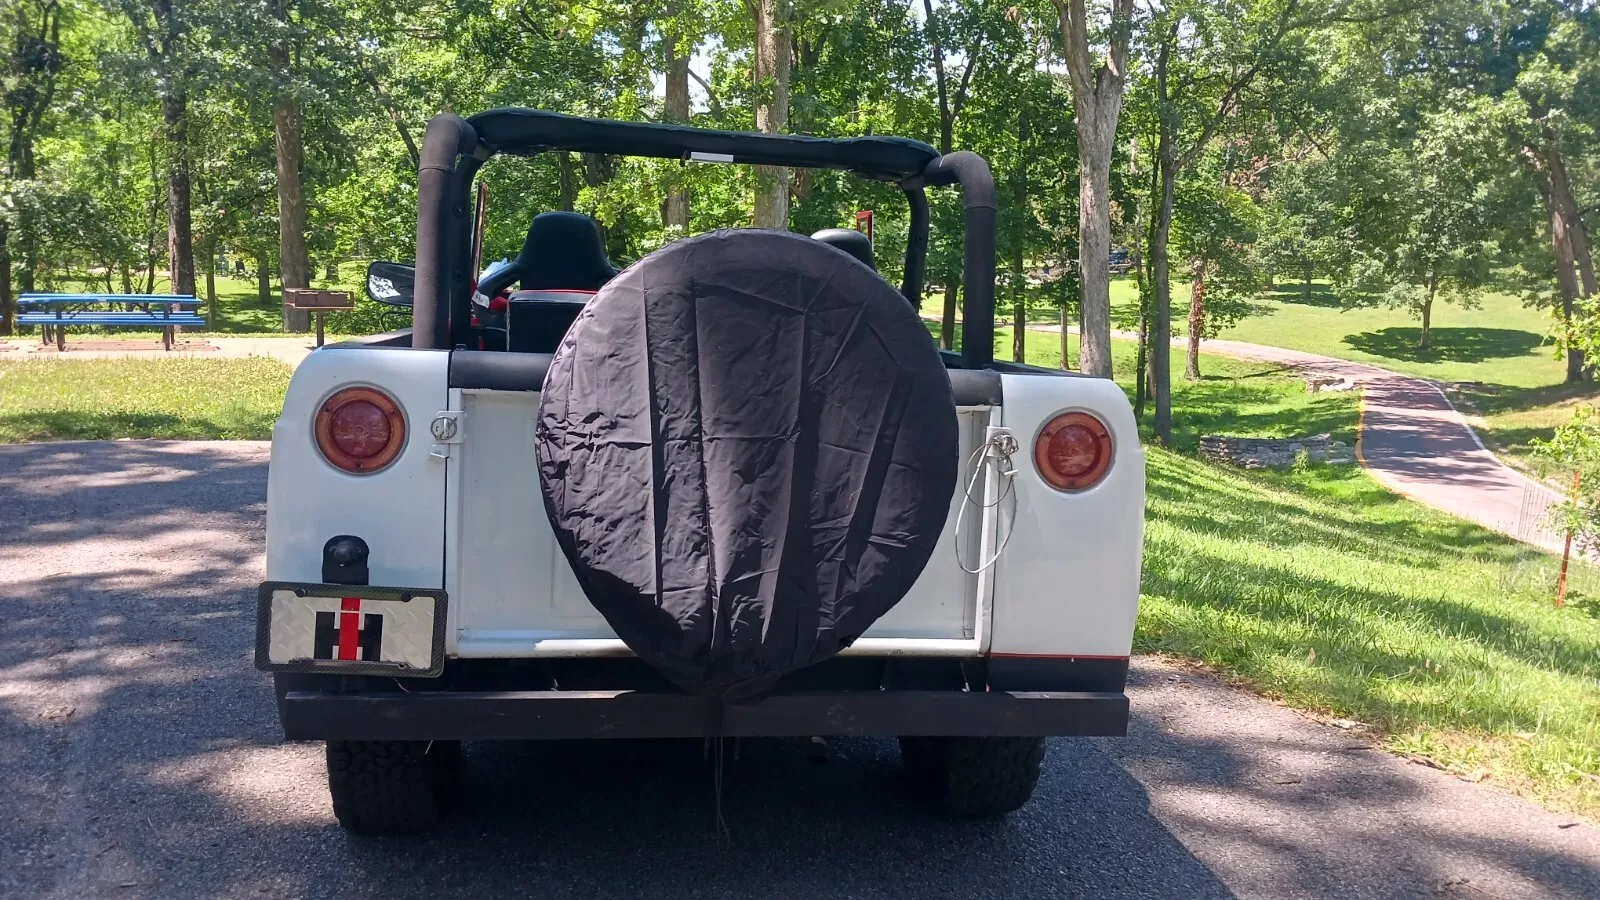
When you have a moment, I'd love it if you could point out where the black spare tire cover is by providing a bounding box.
[535,229,959,699]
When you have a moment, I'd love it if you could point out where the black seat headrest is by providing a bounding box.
[479,211,618,299]
[810,228,875,271]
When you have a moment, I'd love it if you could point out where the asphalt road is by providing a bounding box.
[2,441,1596,899]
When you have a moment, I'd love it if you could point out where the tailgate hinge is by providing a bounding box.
[428,410,463,459]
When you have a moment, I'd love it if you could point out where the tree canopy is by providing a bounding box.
[4,0,1600,437]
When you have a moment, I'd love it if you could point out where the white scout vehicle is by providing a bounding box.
[257,108,1144,834]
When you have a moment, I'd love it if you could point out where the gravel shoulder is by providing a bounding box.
[0,440,1595,899]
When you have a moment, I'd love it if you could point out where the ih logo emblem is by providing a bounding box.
[313,597,384,661]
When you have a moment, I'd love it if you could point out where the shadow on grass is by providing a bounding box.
[1343,327,1544,364]
[1266,283,1341,308]
[1451,379,1600,417]
[0,412,275,442]
[1143,376,1360,452]
[1145,452,1508,569]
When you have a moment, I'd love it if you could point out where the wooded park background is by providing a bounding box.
[3,0,1598,443]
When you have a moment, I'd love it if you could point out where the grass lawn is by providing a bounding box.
[1140,447,1600,818]
[1119,349,1600,818]
[0,357,292,441]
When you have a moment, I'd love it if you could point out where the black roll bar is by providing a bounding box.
[414,114,479,351]
[412,110,996,369]
[900,186,929,311]
[918,152,996,369]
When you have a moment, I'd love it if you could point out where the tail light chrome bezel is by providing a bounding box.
[1032,410,1115,492]
[314,386,407,474]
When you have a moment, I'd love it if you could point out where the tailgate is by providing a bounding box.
[443,387,997,657]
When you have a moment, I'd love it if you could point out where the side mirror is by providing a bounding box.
[365,261,415,307]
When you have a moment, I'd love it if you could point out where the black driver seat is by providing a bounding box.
[484,211,618,353]
[810,228,876,271]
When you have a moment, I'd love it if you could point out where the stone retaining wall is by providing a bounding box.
[1199,433,1355,469]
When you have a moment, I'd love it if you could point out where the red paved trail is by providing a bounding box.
[1200,339,1566,554]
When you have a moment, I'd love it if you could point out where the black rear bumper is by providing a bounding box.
[279,688,1129,741]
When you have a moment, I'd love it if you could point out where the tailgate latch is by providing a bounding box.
[429,411,463,459]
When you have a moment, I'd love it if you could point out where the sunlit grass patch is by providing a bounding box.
[0,357,292,442]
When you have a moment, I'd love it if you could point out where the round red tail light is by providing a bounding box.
[315,387,406,473]
[1034,412,1113,491]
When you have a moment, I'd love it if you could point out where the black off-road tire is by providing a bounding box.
[898,736,1047,817]
[326,739,461,835]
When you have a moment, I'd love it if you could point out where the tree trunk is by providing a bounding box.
[750,0,791,229]
[257,253,272,306]
[1538,147,1592,380]
[273,0,310,331]
[275,97,311,331]
[1149,35,1177,446]
[1186,258,1206,380]
[1419,279,1435,349]
[1060,302,1072,370]
[663,34,691,230]
[1076,118,1116,378]
[204,236,217,323]
[1013,291,1025,361]
[1550,151,1599,299]
[0,225,11,335]
[1012,109,1030,363]
[940,278,959,350]
[1150,149,1177,444]
[557,152,578,211]
[1133,297,1148,417]
[1055,0,1134,379]
[162,90,196,297]
[1303,261,1313,302]
[16,211,35,296]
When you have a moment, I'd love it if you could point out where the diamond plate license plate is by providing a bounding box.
[255,582,448,677]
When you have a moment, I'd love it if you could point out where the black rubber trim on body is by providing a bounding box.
[326,328,415,349]
[985,656,1129,693]
[452,350,998,403]
[448,350,553,391]
[279,688,1129,741]
[947,368,1002,406]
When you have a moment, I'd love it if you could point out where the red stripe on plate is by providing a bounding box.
[338,597,361,661]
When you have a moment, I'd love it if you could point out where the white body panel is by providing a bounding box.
[990,373,1146,658]
[264,346,1145,664]
[264,347,451,589]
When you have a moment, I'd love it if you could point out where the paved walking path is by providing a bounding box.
[1196,338,1567,554]
[943,313,1568,553]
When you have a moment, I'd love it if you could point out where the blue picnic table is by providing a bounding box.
[17,294,207,352]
